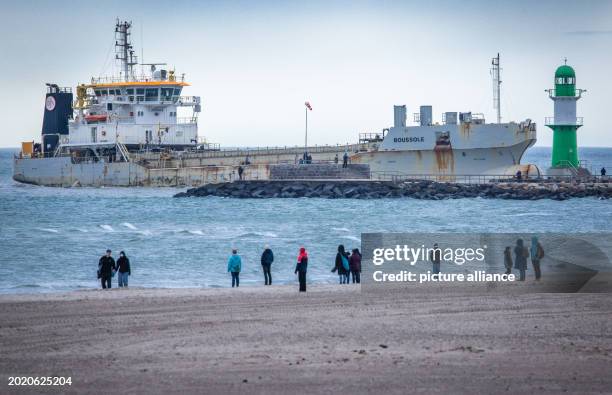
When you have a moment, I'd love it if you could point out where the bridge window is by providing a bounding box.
[161,88,173,101]
[145,88,158,102]
[136,88,145,102]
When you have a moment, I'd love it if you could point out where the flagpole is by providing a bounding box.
[305,106,308,153]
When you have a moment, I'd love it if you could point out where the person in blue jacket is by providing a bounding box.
[227,249,242,288]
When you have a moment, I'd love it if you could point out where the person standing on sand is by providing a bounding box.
[332,245,350,284]
[227,249,242,288]
[514,239,529,281]
[349,248,362,284]
[429,243,441,275]
[530,236,545,281]
[261,245,274,285]
[503,247,513,275]
[98,249,116,289]
[295,247,308,292]
[116,251,131,288]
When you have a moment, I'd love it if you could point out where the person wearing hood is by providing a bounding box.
[261,245,274,285]
[295,247,308,292]
[332,245,350,284]
[227,249,242,288]
[116,251,131,288]
[514,239,529,281]
[98,249,116,289]
[530,236,545,281]
[349,248,362,284]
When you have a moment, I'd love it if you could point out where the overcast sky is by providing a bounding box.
[1,0,611,148]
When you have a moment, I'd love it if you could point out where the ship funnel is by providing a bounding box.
[393,105,406,128]
[420,105,433,126]
[42,84,73,154]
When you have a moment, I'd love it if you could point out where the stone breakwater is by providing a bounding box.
[174,180,612,200]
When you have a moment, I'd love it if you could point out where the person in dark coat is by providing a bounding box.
[332,245,350,284]
[601,167,607,177]
[116,251,131,288]
[514,239,529,281]
[503,246,513,275]
[429,243,441,275]
[98,249,116,289]
[530,236,544,281]
[261,245,274,285]
[349,248,362,284]
[295,247,308,292]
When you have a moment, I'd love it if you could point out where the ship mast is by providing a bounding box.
[115,19,138,82]
[490,53,502,124]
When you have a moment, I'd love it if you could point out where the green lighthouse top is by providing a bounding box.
[554,61,576,96]
[555,64,575,79]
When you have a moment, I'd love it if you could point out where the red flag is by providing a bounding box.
[305,101,312,111]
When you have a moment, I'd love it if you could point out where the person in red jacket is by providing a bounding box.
[295,247,308,292]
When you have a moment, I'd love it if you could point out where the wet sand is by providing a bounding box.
[1,284,612,394]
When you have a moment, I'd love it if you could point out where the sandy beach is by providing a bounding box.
[1,284,611,395]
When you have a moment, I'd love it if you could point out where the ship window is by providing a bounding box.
[136,88,145,94]
[126,88,134,95]
[95,90,101,96]
[100,90,108,95]
[136,96,144,102]
[173,88,181,96]
[161,88,173,101]
[145,88,158,101]
[107,103,113,111]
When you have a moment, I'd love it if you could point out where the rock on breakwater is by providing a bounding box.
[174,180,612,200]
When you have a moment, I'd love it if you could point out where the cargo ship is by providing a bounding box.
[13,21,538,187]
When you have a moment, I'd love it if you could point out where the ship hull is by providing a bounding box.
[13,139,537,187]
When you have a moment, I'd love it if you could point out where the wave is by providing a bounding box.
[332,227,351,232]
[121,222,138,230]
[341,235,361,242]
[99,224,114,232]
[11,284,45,289]
[75,228,89,233]
[188,230,204,236]
[38,228,59,233]
[239,231,279,238]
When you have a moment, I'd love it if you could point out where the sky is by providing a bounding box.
[1,0,611,148]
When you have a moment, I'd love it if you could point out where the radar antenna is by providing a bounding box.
[490,53,502,124]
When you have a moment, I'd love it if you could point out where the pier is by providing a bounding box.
[175,178,611,200]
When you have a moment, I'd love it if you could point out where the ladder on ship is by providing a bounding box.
[116,142,130,162]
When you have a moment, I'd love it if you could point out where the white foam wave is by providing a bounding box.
[341,235,361,242]
[188,230,204,236]
[332,227,351,232]
[121,222,138,230]
[39,228,59,233]
[99,224,114,232]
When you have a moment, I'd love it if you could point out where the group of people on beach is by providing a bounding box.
[332,245,362,284]
[97,249,131,289]
[504,236,545,281]
[97,237,544,291]
[428,237,545,281]
[226,244,360,292]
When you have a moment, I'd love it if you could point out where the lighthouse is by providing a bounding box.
[545,60,586,175]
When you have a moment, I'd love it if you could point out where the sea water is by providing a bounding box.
[0,147,610,293]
